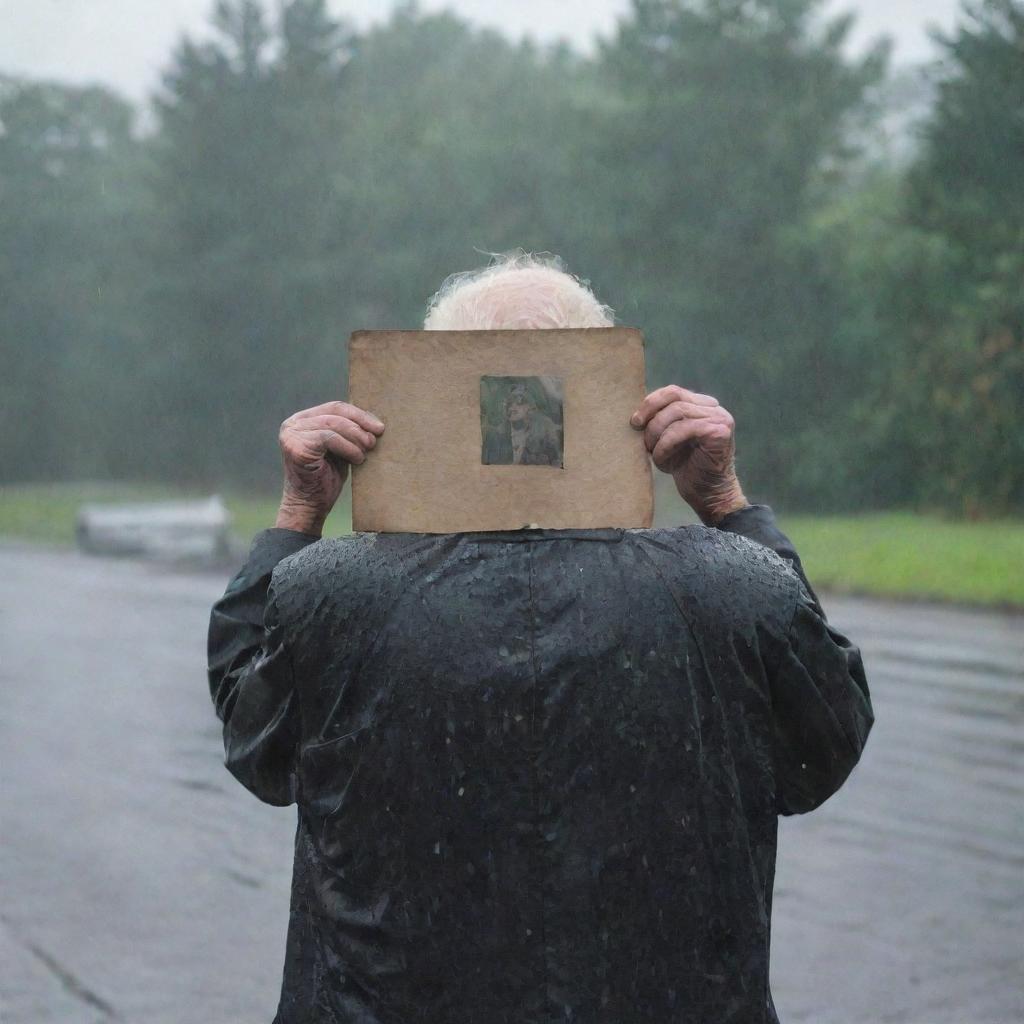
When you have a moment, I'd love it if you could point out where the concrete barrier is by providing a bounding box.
[76,495,231,561]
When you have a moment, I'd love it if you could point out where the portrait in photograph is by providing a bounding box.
[480,375,564,467]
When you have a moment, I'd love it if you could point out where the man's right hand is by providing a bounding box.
[275,401,385,536]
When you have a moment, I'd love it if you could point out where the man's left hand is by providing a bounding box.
[630,385,749,525]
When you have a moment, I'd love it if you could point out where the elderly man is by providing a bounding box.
[208,253,872,1024]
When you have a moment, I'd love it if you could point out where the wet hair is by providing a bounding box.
[423,250,615,330]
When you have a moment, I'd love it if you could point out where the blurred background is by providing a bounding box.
[1,2,1022,1023]
[0,0,1022,600]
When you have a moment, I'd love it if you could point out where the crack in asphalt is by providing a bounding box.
[24,941,122,1021]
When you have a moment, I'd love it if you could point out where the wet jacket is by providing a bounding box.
[207,505,873,1024]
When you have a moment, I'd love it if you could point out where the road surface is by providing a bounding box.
[1,542,1021,1023]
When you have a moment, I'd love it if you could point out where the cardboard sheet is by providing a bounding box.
[348,328,654,533]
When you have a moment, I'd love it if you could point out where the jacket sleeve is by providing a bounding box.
[207,527,319,806]
[765,585,873,815]
[714,503,824,617]
[717,504,874,815]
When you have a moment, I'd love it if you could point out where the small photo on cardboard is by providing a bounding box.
[348,328,652,533]
[480,375,564,468]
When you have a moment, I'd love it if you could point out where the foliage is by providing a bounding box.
[584,0,888,501]
[0,0,1021,515]
[0,77,147,481]
[897,0,1024,514]
[144,0,359,486]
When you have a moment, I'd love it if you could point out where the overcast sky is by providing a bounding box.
[2,0,962,102]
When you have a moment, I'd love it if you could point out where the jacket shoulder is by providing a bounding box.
[630,525,803,634]
[269,534,373,617]
[269,532,453,622]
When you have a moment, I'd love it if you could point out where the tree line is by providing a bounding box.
[1,0,1021,515]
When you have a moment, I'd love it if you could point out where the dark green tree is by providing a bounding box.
[335,5,591,327]
[147,0,357,488]
[146,0,589,488]
[0,77,145,482]
[589,0,888,504]
[868,0,1024,514]
[14,0,1018,518]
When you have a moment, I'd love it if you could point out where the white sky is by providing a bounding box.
[2,0,962,102]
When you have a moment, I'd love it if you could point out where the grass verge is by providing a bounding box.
[783,513,1024,608]
[0,482,352,548]
[0,484,1020,607]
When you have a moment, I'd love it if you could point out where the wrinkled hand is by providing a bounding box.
[275,400,385,535]
[630,385,748,525]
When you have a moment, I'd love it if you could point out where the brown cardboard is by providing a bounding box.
[348,328,654,533]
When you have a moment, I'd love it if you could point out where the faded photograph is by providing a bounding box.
[480,375,564,467]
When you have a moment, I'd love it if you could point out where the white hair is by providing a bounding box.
[423,251,615,330]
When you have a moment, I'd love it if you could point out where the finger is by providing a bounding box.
[643,401,720,452]
[291,415,377,450]
[344,403,386,435]
[651,417,730,468]
[289,401,385,434]
[630,385,718,428]
[286,400,346,422]
[320,430,366,465]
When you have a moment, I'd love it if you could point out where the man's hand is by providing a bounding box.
[275,401,385,536]
[630,385,748,526]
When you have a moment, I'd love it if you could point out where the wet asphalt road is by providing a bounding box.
[1,541,1022,1024]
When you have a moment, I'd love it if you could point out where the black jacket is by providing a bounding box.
[207,505,872,1024]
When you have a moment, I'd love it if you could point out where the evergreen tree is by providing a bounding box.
[0,77,145,481]
[148,0,356,487]
[590,0,887,503]
[6,0,1018,515]
[888,0,1024,513]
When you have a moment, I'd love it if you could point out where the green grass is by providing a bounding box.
[226,492,352,542]
[1,484,1021,607]
[783,514,1024,608]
